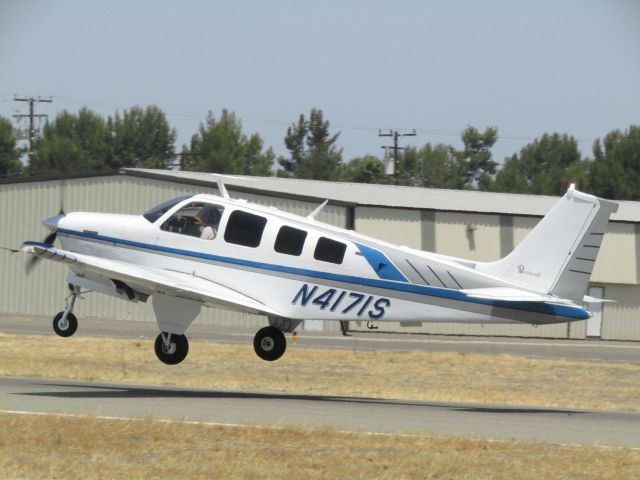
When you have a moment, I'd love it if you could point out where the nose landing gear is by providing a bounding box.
[52,284,81,337]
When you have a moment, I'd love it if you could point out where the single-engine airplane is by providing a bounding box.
[21,178,618,365]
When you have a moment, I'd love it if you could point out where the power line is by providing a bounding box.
[378,129,417,185]
[13,95,53,175]
[9,95,600,147]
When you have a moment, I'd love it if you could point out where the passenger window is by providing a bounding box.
[274,226,307,256]
[161,202,224,241]
[224,210,267,248]
[314,237,346,264]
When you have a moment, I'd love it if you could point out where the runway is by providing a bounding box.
[1,377,639,448]
[2,317,639,448]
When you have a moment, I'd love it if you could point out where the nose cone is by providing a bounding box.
[43,214,65,231]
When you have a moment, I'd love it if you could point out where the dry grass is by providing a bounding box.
[1,412,639,480]
[0,333,639,411]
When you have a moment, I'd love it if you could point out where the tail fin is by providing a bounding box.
[479,186,618,303]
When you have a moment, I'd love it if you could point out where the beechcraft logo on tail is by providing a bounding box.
[292,284,390,319]
[518,264,541,277]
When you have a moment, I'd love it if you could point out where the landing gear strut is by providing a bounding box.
[154,332,189,365]
[253,326,287,361]
[52,285,80,337]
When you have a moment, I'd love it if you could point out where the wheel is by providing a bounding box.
[52,312,78,337]
[253,326,286,361]
[154,333,189,365]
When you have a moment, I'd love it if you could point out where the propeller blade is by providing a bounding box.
[58,179,66,216]
[25,228,58,275]
[25,255,39,274]
[44,229,58,246]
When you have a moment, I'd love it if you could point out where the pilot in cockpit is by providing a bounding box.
[195,207,219,240]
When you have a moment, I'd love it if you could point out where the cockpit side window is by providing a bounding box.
[143,195,193,223]
[161,202,225,241]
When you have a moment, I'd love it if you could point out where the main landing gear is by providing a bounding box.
[152,325,288,365]
[52,284,81,337]
[151,317,297,364]
[154,332,189,365]
[252,317,301,362]
[253,326,287,361]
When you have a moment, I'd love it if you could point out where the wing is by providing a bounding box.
[22,242,282,317]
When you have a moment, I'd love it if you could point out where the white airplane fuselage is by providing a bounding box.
[53,193,590,328]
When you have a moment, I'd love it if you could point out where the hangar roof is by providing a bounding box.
[122,168,640,223]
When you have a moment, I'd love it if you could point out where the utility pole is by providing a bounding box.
[378,129,416,185]
[13,95,53,175]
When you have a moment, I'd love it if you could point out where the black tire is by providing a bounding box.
[253,326,286,361]
[154,333,189,365]
[52,312,78,337]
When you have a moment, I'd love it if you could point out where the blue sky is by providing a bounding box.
[1,0,638,166]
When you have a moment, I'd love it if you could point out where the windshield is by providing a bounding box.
[142,195,193,223]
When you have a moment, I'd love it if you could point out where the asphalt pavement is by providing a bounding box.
[1,377,639,448]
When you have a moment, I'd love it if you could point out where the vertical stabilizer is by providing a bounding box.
[478,187,618,303]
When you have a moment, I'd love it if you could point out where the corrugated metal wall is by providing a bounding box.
[591,223,636,284]
[600,284,640,340]
[433,211,502,262]
[355,207,422,249]
[0,175,346,331]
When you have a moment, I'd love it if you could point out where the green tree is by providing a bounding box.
[343,155,387,184]
[0,116,22,176]
[493,133,589,195]
[278,108,343,180]
[111,105,176,169]
[400,143,464,189]
[34,108,112,174]
[242,133,275,176]
[184,109,274,175]
[590,125,640,200]
[455,126,498,187]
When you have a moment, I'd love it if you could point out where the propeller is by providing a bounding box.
[25,181,66,274]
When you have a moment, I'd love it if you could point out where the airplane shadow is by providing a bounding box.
[17,380,586,416]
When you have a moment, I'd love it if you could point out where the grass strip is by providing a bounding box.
[1,412,639,480]
[0,333,638,411]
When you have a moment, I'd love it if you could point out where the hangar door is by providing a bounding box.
[586,287,604,338]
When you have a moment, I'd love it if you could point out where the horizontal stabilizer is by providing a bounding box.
[583,295,616,304]
[462,287,573,305]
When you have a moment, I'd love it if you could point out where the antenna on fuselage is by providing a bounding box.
[307,199,328,219]
[211,175,230,199]
[211,173,258,200]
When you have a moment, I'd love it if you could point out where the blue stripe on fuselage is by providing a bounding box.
[355,242,408,282]
[55,228,589,320]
